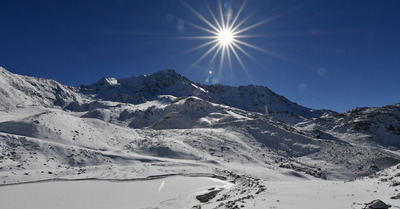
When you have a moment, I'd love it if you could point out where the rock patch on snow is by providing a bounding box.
[364,199,391,209]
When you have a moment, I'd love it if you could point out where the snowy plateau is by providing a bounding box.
[0,66,400,209]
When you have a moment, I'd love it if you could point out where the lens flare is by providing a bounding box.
[158,180,165,192]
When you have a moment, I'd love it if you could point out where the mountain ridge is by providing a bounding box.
[77,69,329,121]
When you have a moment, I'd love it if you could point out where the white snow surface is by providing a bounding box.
[0,176,233,209]
[1,67,400,208]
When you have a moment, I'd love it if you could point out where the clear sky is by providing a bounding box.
[0,0,399,113]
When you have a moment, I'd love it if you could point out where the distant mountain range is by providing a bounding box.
[0,66,399,186]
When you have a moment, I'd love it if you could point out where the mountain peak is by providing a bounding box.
[117,69,191,91]
[146,69,189,84]
[97,77,119,86]
[150,69,178,76]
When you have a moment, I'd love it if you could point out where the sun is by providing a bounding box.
[181,0,290,80]
[180,0,284,77]
[217,28,235,46]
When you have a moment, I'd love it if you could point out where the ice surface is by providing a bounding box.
[0,176,233,209]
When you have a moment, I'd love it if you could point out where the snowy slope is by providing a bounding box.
[0,67,86,111]
[295,104,400,149]
[205,83,328,121]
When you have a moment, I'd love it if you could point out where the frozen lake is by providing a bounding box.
[0,176,232,209]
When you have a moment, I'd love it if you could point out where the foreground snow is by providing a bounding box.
[2,171,400,209]
[248,179,399,209]
[0,176,233,209]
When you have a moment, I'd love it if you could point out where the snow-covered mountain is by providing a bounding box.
[1,67,400,207]
[77,69,327,121]
[0,67,86,111]
[295,104,400,149]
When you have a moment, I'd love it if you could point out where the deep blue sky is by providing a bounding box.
[1,0,399,112]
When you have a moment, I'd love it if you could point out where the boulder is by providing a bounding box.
[390,193,400,199]
[364,199,391,209]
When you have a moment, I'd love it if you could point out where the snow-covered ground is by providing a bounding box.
[0,176,233,209]
[2,171,400,209]
[256,179,398,209]
[259,165,400,209]
[1,68,400,208]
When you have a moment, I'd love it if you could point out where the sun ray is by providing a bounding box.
[233,11,291,35]
[191,42,220,67]
[233,34,266,38]
[228,0,248,30]
[226,44,233,71]
[225,3,233,32]
[234,39,289,61]
[182,0,290,78]
[234,39,268,53]
[218,0,225,30]
[181,0,220,33]
[209,44,222,65]
[231,41,259,65]
[186,22,219,36]
[231,41,266,69]
[231,14,253,32]
[229,44,249,75]
[205,2,223,31]
[233,18,273,35]
[181,39,219,55]
[180,36,217,40]
[219,44,226,70]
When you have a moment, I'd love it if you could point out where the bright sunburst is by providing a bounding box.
[182,0,283,77]
[218,29,234,46]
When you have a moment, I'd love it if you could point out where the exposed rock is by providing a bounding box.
[390,181,400,187]
[390,193,400,199]
[364,199,391,209]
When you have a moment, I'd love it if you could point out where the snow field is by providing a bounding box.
[0,176,233,209]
